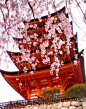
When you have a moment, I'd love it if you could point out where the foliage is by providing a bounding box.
[65,84,86,100]
[41,88,60,97]
[51,88,60,93]
[41,88,60,103]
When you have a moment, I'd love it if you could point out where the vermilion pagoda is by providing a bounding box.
[0,7,85,99]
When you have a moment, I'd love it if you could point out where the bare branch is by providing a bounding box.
[27,1,35,21]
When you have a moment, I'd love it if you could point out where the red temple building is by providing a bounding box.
[0,7,85,99]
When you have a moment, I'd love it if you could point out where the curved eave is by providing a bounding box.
[23,6,66,26]
[9,34,78,56]
[13,32,76,53]
[1,50,84,75]
[7,37,78,72]
[1,57,84,99]
[1,73,25,99]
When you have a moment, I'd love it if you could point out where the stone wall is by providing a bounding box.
[24,100,86,109]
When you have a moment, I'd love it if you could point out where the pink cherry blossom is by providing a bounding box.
[33,41,37,46]
[29,71,34,74]
[74,60,78,66]
[0,0,85,80]
[83,17,86,24]
[23,66,28,72]
[16,78,19,81]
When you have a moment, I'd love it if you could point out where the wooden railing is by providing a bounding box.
[0,95,78,109]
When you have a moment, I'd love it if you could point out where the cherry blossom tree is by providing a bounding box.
[0,0,86,79]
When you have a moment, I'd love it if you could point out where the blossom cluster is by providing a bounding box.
[15,12,75,79]
[0,0,85,80]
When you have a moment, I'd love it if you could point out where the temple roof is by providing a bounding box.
[23,6,66,26]
[7,39,77,72]
[1,56,85,99]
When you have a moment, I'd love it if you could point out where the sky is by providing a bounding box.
[0,43,24,103]
[0,1,86,103]
[0,73,24,103]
